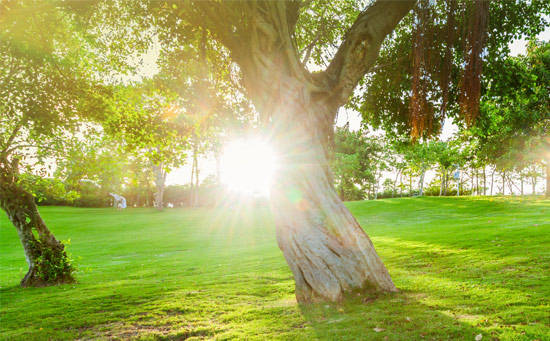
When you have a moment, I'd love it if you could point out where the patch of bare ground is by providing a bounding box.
[77,320,221,340]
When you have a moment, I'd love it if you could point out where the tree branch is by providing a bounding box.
[285,0,303,34]
[184,1,242,54]
[0,117,26,157]
[323,0,416,107]
[300,15,324,65]
[4,144,60,157]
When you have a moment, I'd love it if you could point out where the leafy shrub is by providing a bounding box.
[19,174,79,206]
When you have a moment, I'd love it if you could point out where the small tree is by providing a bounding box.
[0,3,107,286]
[105,84,188,210]
[332,127,386,201]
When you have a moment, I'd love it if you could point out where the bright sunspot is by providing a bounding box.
[220,138,278,196]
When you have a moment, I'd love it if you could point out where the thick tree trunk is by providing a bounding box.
[0,159,74,287]
[256,75,397,302]
[271,144,396,303]
[546,159,550,197]
[208,0,415,303]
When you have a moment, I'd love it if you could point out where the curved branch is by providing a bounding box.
[0,117,26,158]
[323,0,416,107]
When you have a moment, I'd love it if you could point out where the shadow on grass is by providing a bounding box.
[299,289,484,340]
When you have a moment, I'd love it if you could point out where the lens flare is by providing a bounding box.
[220,138,278,196]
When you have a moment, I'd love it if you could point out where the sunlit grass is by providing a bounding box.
[0,196,548,340]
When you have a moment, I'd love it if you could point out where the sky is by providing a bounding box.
[164,27,550,186]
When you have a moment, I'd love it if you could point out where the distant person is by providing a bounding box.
[109,193,127,210]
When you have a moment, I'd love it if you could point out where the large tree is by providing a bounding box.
[163,0,419,302]
[71,0,548,302]
[148,0,416,303]
[142,0,547,303]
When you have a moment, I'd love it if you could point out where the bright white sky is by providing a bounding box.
[164,27,549,186]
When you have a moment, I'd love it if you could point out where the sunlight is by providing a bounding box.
[220,138,278,196]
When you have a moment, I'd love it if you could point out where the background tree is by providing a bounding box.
[468,40,549,196]
[397,140,437,196]
[332,127,385,201]
[54,134,129,207]
[358,0,548,139]
[105,84,189,210]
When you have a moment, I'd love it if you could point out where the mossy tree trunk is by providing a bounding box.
[0,157,74,287]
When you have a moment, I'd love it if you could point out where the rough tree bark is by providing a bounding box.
[186,0,414,302]
[271,140,397,302]
[0,157,74,287]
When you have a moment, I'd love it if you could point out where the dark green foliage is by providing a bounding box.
[357,0,549,139]
[30,237,74,285]
[470,41,549,163]
[18,174,79,206]
[332,127,387,200]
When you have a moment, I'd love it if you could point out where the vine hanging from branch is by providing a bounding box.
[459,0,489,126]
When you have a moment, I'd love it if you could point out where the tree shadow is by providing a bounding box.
[299,289,485,340]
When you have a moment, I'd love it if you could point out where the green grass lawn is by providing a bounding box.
[1,197,549,340]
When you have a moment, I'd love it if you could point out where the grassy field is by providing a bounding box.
[1,197,549,340]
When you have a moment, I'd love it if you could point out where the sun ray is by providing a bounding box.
[220,138,278,196]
